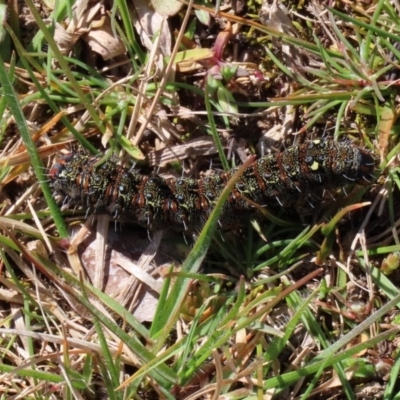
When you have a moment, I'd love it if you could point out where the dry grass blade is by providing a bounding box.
[0,0,399,398]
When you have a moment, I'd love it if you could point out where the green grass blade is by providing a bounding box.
[0,54,68,237]
[150,157,255,345]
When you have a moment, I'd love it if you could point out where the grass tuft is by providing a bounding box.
[0,1,399,398]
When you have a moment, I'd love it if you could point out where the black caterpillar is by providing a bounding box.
[49,140,375,232]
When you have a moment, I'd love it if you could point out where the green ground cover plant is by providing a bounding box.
[0,0,400,398]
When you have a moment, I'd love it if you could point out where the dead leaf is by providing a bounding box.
[54,1,124,58]
[82,21,126,60]
[378,104,396,163]
[150,0,183,17]
[148,136,218,166]
[259,1,307,77]
[54,2,103,53]
[131,0,172,57]
[79,227,176,322]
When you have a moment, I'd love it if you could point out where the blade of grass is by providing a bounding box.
[364,0,386,58]
[150,156,256,343]
[384,347,400,400]
[6,24,97,153]
[113,0,145,64]
[80,281,122,394]
[253,224,321,270]
[316,292,400,362]
[24,0,106,135]
[287,291,356,399]
[204,76,229,170]
[328,7,400,43]
[0,361,88,389]
[0,54,68,237]
[264,326,400,390]
[2,230,178,387]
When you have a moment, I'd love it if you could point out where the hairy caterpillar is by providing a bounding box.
[49,140,375,232]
